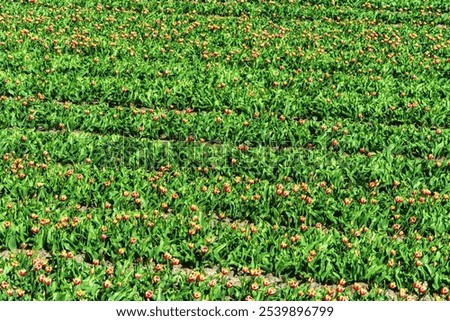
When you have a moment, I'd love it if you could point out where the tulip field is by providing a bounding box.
[1,0,450,301]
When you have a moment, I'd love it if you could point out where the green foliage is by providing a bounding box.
[0,0,449,301]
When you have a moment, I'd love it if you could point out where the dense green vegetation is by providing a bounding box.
[0,0,449,301]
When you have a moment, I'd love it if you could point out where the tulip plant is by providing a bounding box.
[0,0,449,301]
